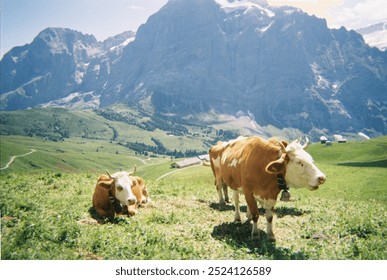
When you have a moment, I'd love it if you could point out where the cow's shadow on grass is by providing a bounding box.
[211,221,308,260]
[275,206,311,218]
[210,202,310,218]
[209,203,267,215]
[209,202,242,212]
[88,207,131,225]
[210,203,310,259]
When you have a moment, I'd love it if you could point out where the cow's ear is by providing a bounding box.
[265,158,286,174]
[131,178,137,188]
[97,180,113,190]
[280,140,288,148]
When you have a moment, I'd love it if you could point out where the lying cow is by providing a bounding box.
[92,167,150,220]
[209,136,326,242]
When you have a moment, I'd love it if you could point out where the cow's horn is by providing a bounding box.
[129,165,137,175]
[106,169,113,179]
[269,138,286,153]
[277,140,286,153]
[302,137,310,149]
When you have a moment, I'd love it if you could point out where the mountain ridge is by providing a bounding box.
[1,0,386,137]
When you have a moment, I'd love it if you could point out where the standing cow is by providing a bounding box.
[92,167,150,220]
[209,136,326,241]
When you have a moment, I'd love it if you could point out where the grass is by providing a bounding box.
[1,136,386,260]
[0,135,169,173]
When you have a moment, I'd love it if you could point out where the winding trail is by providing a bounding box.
[129,156,149,165]
[156,164,201,181]
[0,149,37,170]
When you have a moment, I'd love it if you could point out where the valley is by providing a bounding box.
[0,0,386,261]
[1,0,386,137]
[0,105,225,166]
[1,135,386,260]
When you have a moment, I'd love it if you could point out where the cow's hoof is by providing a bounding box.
[268,235,276,242]
[251,232,260,240]
[128,210,138,216]
[280,191,291,201]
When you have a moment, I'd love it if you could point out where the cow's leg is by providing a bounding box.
[223,183,230,203]
[216,179,226,205]
[233,190,241,221]
[127,204,138,216]
[265,207,276,241]
[97,206,115,222]
[244,191,259,239]
[246,204,252,221]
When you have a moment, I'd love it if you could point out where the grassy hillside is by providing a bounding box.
[1,136,386,260]
[0,135,156,173]
[305,136,387,203]
[0,107,113,140]
[308,136,387,166]
[0,105,231,157]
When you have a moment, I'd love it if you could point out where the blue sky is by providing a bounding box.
[0,0,168,56]
[1,0,386,57]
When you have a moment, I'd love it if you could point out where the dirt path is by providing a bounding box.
[0,149,37,170]
[129,156,150,165]
[156,164,201,181]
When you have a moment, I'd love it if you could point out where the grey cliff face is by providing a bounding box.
[1,0,386,136]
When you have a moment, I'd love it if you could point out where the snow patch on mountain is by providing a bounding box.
[309,62,353,119]
[109,37,135,52]
[256,20,274,33]
[215,0,273,16]
[40,91,100,110]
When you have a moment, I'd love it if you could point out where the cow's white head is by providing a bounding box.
[266,139,326,191]
[99,168,137,206]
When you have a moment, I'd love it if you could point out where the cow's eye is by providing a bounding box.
[116,186,124,191]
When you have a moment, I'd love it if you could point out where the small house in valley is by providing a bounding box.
[320,136,328,144]
[172,157,202,169]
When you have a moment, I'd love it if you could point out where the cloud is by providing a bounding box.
[269,1,341,20]
[329,0,387,29]
[269,0,386,29]
[128,5,144,10]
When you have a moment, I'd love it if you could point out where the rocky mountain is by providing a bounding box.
[0,28,135,110]
[357,20,387,51]
[1,0,386,137]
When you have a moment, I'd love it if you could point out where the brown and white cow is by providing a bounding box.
[209,136,326,241]
[92,167,150,220]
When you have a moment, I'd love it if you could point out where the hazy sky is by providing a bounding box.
[1,0,386,57]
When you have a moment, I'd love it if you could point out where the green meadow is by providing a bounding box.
[0,135,386,259]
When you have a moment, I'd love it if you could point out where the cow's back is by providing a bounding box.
[220,136,281,197]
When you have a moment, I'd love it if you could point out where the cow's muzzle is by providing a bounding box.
[310,175,326,190]
[128,197,137,206]
[318,175,326,184]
